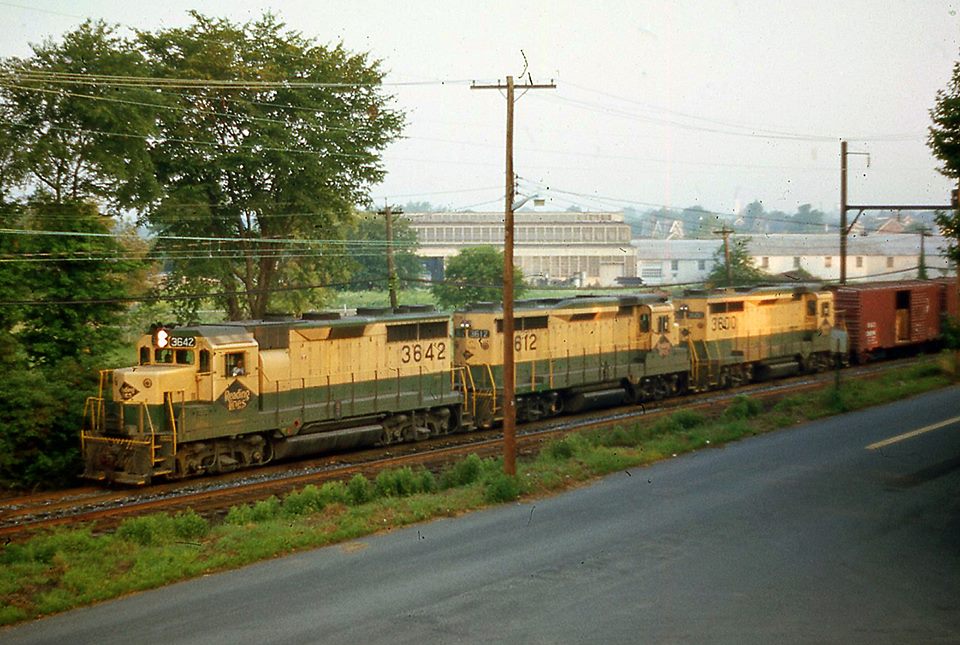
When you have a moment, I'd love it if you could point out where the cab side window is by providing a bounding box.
[225,352,246,377]
[139,347,150,365]
[199,350,211,373]
[807,300,816,316]
[640,313,650,333]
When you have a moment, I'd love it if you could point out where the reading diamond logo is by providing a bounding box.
[119,382,139,400]
[221,380,252,412]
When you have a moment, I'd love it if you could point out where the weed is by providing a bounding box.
[671,409,706,429]
[545,436,577,460]
[172,509,209,540]
[440,453,484,489]
[117,514,175,546]
[723,395,763,420]
[317,481,350,506]
[347,474,374,505]
[483,472,522,503]
[250,497,281,522]
[417,469,437,494]
[282,485,324,517]
[375,466,422,497]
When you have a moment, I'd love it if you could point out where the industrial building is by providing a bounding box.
[405,211,636,286]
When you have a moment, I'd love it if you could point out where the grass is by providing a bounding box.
[0,357,953,626]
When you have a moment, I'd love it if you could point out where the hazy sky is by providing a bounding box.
[4,0,960,215]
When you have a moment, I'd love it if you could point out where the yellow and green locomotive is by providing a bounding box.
[452,295,692,427]
[675,285,844,389]
[82,307,464,484]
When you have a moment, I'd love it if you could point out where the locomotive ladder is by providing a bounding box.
[152,390,185,476]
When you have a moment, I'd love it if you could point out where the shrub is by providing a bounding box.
[0,528,97,565]
[440,453,484,489]
[249,496,281,522]
[117,514,174,546]
[723,395,763,420]
[417,469,437,494]
[546,437,577,460]
[172,509,209,540]
[282,485,324,517]
[225,504,253,525]
[483,472,522,503]
[347,474,374,505]
[671,409,705,429]
[317,481,350,506]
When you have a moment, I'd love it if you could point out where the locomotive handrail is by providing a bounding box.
[453,366,478,419]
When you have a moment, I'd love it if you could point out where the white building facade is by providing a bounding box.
[406,211,636,286]
[632,233,952,286]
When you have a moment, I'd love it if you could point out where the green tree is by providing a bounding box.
[740,200,765,232]
[0,201,148,488]
[342,212,422,290]
[792,204,826,233]
[139,13,404,320]
[705,237,770,287]
[683,205,719,239]
[929,59,960,181]
[0,20,159,209]
[431,246,526,310]
[13,201,147,365]
[929,60,960,268]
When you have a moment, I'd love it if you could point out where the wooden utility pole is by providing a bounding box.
[840,140,848,284]
[472,74,555,476]
[713,224,735,286]
[378,204,402,309]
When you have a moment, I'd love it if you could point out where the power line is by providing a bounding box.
[5,69,479,90]
[0,80,390,136]
[0,118,379,160]
[561,81,923,143]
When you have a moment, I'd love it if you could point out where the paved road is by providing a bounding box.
[6,387,960,644]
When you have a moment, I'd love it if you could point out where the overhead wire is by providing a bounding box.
[0,262,948,307]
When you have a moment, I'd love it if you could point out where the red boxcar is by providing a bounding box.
[935,277,960,321]
[831,280,956,363]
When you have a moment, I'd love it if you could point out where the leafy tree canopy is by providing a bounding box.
[0,200,149,488]
[705,237,771,287]
[930,59,960,267]
[431,246,526,311]
[138,12,404,319]
[341,212,422,291]
[0,20,160,210]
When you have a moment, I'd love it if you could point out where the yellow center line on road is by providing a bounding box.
[866,415,960,451]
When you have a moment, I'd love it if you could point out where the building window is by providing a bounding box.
[671,260,679,272]
[824,256,832,268]
[698,260,706,271]
[761,257,769,268]
[886,256,894,268]
[856,256,863,268]
[793,257,801,269]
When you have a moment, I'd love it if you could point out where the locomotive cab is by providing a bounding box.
[114,326,259,405]
[639,301,679,351]
[83,325,262,484]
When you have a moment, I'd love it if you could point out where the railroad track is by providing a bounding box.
[0,358,921,542]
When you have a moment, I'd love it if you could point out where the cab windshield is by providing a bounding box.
[142,348,195,365]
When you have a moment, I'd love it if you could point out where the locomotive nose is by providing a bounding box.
[113,366,193,404]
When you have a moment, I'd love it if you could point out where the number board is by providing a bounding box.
[399,341,447,364]
[168,336,197,348]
